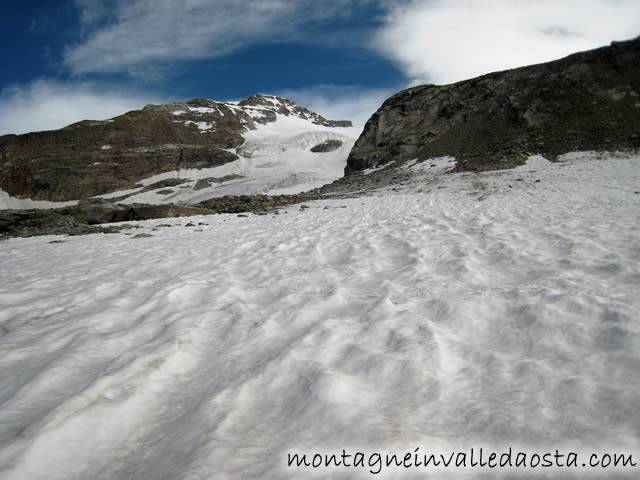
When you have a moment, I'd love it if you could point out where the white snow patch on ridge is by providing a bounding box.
[0,189,78,210]
[184,120,214,132]
[0,154,639,479]
[187,106,215,114]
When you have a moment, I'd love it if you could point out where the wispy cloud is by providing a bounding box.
[65,0,376,75]
[374,0,640,85]
[0,80,164,135]
[276,84,398,129]
[60,0,640,107]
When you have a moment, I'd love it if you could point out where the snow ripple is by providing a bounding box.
[0,155,639,479]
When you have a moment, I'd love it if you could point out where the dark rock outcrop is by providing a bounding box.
[0,191,355,239]
[0,95,352,202]
[192,175,245,190]
[196,193,320,214]
[0,202,215,239]
[311,140,343,152]
[346,37,640,174]
[0,111,238,201]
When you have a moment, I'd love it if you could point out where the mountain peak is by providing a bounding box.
[142,94,352,131]
[0,93,356,203]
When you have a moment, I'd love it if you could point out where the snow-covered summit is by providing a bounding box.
[143,94,352,136]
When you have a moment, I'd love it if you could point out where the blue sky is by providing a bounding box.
[1,0,639,135]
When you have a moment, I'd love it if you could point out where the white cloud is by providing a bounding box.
[374,0,640,85]
[0,80,164,135]
[275,85,398,129]
[65,0,375,75]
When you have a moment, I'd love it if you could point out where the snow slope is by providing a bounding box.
[1,153,639,479]
[108,112,360,205]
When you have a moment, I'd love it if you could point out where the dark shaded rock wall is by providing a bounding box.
[346,37,640,174]
[0,107,239,201]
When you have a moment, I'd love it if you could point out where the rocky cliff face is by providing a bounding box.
[0,95,351,201]
[346,37,640,174]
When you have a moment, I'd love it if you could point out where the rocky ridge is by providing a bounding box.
[345,37,640,175]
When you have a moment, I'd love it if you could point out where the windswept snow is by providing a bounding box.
[1,153,639,479]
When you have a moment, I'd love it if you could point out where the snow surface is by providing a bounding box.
[0,189,78,210]
[1,153,639,479]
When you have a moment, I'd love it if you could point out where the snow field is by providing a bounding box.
[0,154,639,479]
